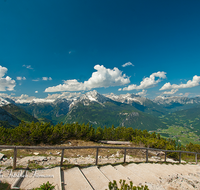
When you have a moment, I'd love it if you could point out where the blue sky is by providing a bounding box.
[0,0,200,100]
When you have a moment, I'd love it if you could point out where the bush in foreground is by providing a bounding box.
[107,179,149,190]
[32,181,55,190]
[0,181,12,190]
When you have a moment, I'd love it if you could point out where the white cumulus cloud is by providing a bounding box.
[122,62,134,67]
[16,76,26,80]
[0,65,16,91]
[136,89,147,96]
[163,89,179,95]
[42,77,52,81]
[45,65,130,92]
[14,94,54,104]
[160,75,200,90]
[120,71,166,91]
[35,91,38,93]
[46,92,82,99]
[185,93,190,97]
[0,93,11,98]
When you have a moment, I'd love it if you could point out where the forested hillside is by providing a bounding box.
[0,107,21,127]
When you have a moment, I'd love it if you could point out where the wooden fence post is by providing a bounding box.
[124,149,126,163]
[60,149,64,166]
[146,149,148,163]
[13,147,17,169]
[95,148,99,165]
[165,152,167,162]
[179,152,181,164]
[195,153,198,165]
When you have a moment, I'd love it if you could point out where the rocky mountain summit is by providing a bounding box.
[154,95,200,105]
[2,90,200,111]
[105,93,146,105]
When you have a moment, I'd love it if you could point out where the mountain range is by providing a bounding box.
[0,91,200,137]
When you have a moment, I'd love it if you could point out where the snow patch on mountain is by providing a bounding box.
[82,90,109,103]
[78,90,109,106]
[0,97,11,107]
[105,93,146,105]
[69,101,75,109]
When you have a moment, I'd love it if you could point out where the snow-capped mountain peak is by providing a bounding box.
[153,96,200,105]
[0,97,11,107]
[105,93,147,105]
[80,90,109,105]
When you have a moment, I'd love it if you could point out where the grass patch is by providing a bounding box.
[5,166,12,169]
[0,182,12,190]
[28,162,44,169]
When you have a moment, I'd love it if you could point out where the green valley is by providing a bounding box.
[156,106,200,145]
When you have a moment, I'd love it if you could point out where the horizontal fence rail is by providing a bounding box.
[0,145,199,169]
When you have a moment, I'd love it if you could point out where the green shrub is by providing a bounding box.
[32,181,55,190]
[0,181,12,190]
[107,179,149,190]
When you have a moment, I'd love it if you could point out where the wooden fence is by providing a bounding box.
[0,145,199,169]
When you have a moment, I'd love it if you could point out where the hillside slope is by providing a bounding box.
[0,107,21,127]
[64,101,166,130]
[2,104,39,123]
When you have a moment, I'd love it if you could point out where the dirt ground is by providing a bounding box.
[0,140,165,161]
